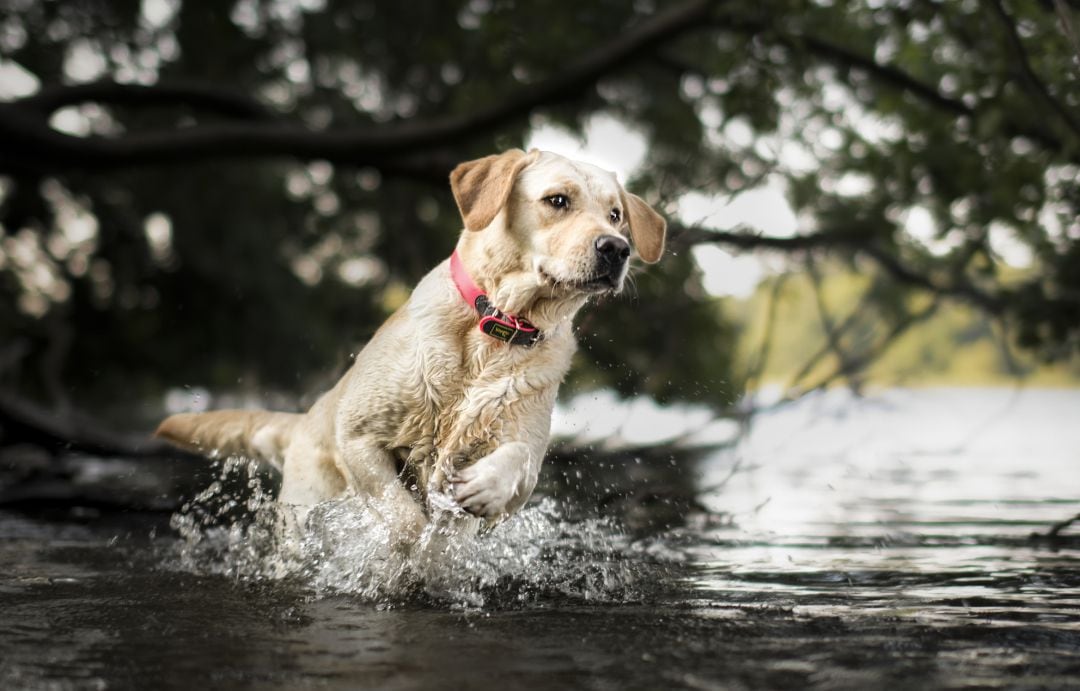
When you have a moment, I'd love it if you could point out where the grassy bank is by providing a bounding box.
[724,269,1080,391]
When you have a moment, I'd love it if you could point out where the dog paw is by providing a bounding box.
[450,449,522,518]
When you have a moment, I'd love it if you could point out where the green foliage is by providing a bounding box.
[0,0,1077,414]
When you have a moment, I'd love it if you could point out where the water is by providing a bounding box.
[2,388,1079,689]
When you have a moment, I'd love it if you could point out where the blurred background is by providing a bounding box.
[3,3,1080,686]
[0,0,1078,498]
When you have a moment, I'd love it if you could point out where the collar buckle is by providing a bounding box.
[451,251,543,347]
[468,282,541,347]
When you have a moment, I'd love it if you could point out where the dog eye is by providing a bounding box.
[609,208,621,224]
[544,194,570,210]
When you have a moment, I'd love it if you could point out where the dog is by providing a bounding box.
[156,149,666,537]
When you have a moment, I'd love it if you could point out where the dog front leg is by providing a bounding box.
[336,434,428,540]
[450,441,539,519]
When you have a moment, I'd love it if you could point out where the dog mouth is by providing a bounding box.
[539,267,622,293]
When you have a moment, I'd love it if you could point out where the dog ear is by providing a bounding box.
[623,192,667,263]
[450,149,534,231]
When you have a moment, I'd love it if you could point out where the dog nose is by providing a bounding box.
[594,235,630,270]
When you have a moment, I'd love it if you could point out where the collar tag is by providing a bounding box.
[479,312,540,346]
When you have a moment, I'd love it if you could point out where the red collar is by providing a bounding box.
[450,251,541,347]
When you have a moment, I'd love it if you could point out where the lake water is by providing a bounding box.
[2,388,1079,689]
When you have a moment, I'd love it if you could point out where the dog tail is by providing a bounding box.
[155,409,300,469]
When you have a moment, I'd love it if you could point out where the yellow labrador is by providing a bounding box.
[156,149,666,535]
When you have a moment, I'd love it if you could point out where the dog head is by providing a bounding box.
[450,149,666,315]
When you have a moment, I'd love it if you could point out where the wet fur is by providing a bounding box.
[156,149,666,537]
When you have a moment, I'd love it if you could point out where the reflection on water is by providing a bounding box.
[685,388,1080,611]
[1,388,1079,688]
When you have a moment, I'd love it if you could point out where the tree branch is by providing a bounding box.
[668,222,866,251]
[857,243,1004,314]
[790,33,970,117]
[671,222,1006,314]
[990,0,1080,139]
[803,299,940,395]
[0,0,718,170]
[743,273,787,392]
[719,17,1071,156]
[1046,512,1080,538]
[804,256,860,390]
[17,81,280,121]
[785,274,881,392]
[1053,0,1080,65]
[0,390,190,459]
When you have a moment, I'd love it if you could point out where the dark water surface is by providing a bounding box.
[2,389,1079,689]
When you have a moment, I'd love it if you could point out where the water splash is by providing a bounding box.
[165,457,655,608]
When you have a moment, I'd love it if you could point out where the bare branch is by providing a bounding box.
[783,298,941,403]
[743,273,788,392]
[1046,512,1080,538]
[804,257,861,390]
[785,276,881,392]
[1030,509,1080,542]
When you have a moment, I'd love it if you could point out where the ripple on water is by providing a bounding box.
[162,388,1080,619]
